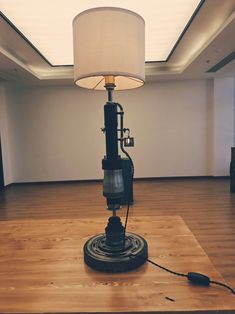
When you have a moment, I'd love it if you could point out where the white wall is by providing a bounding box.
[0,82,13,185]
[6,79,211,182]
[7,85,105,182]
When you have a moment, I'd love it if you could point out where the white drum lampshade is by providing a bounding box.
[73,7,145,90]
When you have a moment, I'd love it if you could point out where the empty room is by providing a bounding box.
[0,0,235,313]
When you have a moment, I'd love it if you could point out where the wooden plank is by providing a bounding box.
[0,216,235,313]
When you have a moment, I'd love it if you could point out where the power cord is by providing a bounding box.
[122,156,235,296]
[120,146,134,237]
[117,103,235,296]
[131,253,235,295]
[116,102,134,239]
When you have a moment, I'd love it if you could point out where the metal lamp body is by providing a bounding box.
[73,7,148,273]
[83,99,148,273]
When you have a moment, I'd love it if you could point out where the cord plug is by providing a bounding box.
[187,272,210,286]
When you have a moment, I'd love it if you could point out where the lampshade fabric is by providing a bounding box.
[73,7,145,90]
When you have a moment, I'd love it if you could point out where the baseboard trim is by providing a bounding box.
[2,182,14,189]
[8,179,102,186]
[135,176,229,180]
[6,176,229,187]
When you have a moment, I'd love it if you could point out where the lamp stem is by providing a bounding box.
[105,84,115,102]
[108,88,113,102]
[104,76,115,102]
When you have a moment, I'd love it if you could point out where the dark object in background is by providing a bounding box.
[230,147,235,193]
[0,138,4,191]
[121,158,134,205]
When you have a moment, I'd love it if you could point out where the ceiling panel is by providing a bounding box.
[0,0,202,65]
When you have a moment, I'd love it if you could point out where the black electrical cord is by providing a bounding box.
[116,103,134,240]
[145,257,187,278]
[122,153,235,296]
[135,254,235,295]
[116,103,235,297]
[121,148,134,238]
[209,280,235,295]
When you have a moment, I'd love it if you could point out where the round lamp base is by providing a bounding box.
[84,232,148,273]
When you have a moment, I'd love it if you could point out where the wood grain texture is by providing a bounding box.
[0,178,235,312]
[0,215,235,313]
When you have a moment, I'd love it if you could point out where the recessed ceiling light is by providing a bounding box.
[0,0,202,66]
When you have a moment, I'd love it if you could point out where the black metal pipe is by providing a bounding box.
[104,102,119,160]
[105,84,114,102]
[108,88,113,102]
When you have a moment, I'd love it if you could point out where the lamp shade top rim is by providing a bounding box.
[72,6,145,25]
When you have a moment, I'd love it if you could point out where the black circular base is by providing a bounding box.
[84,232,148,273]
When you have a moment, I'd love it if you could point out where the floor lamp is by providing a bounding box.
[73,7,148,273]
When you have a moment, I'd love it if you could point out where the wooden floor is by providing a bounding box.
[0,177,235,289]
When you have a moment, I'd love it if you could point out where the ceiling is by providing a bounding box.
[0,0,235,85]
[0,0,202,65]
